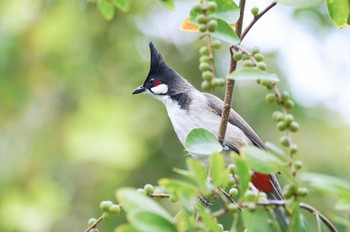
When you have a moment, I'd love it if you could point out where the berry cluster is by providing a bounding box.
[233,46,267,71]
[191,1,225,91]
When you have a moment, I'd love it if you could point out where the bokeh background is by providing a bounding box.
[0,0,349,231]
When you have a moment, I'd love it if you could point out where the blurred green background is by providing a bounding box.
[0,0,349,231]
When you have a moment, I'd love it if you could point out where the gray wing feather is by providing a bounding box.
[202,92,265,149]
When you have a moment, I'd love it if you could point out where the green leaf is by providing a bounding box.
[229,67,279,82]
[112,0,130,12]
[275,0,322,8]
[299,173,350,203]
[265,142,290,163]
[186,158,208,188]
[197,205,223,232]
[212,19,240,44]
[98,0,115,21]
[326,0,350,28]
[159,179,197,199]
[242,206,272,232]
[242,146,288,174]
[116,188,172,221]
[234,155,250,196]
[185,128,222,156]
[214,0,240,23]
[115,224,140,232]
[128,210,177,232]
[210,153,228,187]
[288,199,309,232]
[159,0,174,10]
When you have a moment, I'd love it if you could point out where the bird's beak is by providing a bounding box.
[132,85,146,94]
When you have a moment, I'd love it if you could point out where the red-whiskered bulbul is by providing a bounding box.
[132,42,284,202]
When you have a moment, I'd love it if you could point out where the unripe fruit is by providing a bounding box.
[266,93,276,103]
[207,13,217,21]
[196,14,207,24]
[284,114,294,125]
[199,46,209,55]
[290,121,300,132]
[100,200,113,211]
[297,187,308,197]
[227,175,236,186]
[281,91,290,101]
[109,204,121,214]
[243,60,255,67]
[208,19,218,32]
[279,135,290,147]
[254,53,264,62]
[258,192,267,200]
[252,46,260,54]
[103,211,111,220]
[212,40,222,49]
[227,203,239,213]
[169,194,178,203]
[290,144,298,154]
[273,111,284,122]
[233,52,242,61]
[277,121,287,131]
[199,62,210,71]
[260,79,271,87]
[244,190,258,202]
[192,2,203,13]
[228,164,236,174]
[201,80,212,91]
[144,184,154,194]
[257,62,267,71]
[207,1,217,12]
[285,100,295,109]
[199,24,207,32]
[137,188,146,195]
[248,203,257,212]
[88,218,97,226]
[283,184,297,199]
[229,188,238,197]
[200,55,210,63]
[241,53,249,60]
[202,71,214,81]
[294,160,303,170]
[211,78,225,87]
[251,6,259,16]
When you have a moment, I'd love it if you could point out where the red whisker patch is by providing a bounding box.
[153,79,161,87]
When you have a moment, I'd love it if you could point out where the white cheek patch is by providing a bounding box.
[151,84,168,95]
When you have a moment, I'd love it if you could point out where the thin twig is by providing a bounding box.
[149,193,170,198]
[240,2,277,41]
[217,0,246,144]
[84,215,104,232]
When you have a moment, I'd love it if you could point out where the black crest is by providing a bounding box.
[149,42,167,75]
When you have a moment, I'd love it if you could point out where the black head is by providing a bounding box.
[132,42,190,96]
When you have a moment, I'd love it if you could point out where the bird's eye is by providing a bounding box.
[150,79,161,87]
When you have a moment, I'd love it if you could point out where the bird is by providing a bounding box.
[132,42,284,202]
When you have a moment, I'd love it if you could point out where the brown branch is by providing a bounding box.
[240,2,277,41]
[217,0,246,144]
[84,215,104,232]
[149,193,170,198]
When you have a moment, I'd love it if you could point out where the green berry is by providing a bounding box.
[294,160,303,170]
[279,135,290,147]
[199,46,209,55]
[228,164,236,174]
[136,188,146,195]
[227,203,239,213]
[273,111,284,122]
[227,175,236,186]
[100,200,113,211]
[207,13,217,21]
[298,187,308,197]
[212,40,222,49]
[207,1,217,12]
[260,79,271,87]
[211,78,225,87]
[285,100,295,109]
[200,55,210,62]
[277,121,287,131]
[254,53,264,62]
[192,2,203,13]
[199,24,207,32]
[251,7,259,16]
[229,188,238,197]
[283,184,297,199]
[290,144,298,154]
[109,204,121,214]
[266,93,276,103]
[252,46,260,54]
[258,192,267,200]
[241,53,250,60]
[169,194,178,203]
[243,60,255,67]
[103,211,111,220]
[248,203,257,212]
[199,62,210,71]
[208,19,218,32]
[284,114,294,125]
[244,190,258,202]
[257,62,267,71]
[196,14,207,24]
[290,121,300,132]
[201,80,212,91]
[202,71,214,81]
[88,218,97,226]
[233,52,242,61]
[281,91,290,101]
[144,184,154,194]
